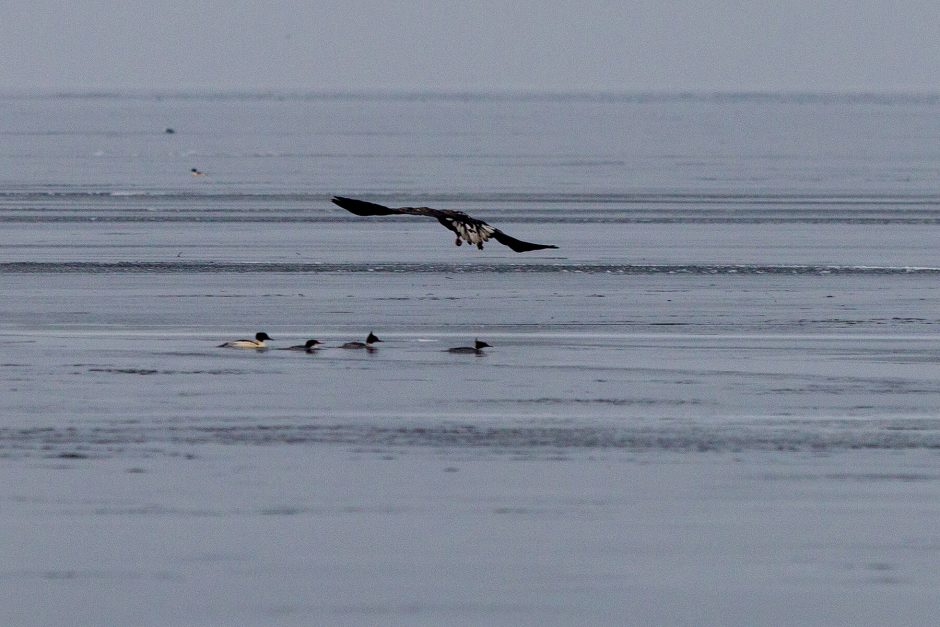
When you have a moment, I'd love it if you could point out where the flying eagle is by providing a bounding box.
[331,196,558,253]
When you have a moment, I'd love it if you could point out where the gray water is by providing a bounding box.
[3,93,940,626]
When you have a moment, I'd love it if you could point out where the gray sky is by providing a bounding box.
[2,0,938,92]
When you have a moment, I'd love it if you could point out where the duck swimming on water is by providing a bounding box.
[341,332,383,349]
[281,339,323,352]
[218,332,271,349]
[331,196,558,252]
[447,339,491,355]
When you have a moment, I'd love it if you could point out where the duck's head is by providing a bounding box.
[366,332,382,344]
[304,339,322,348]
[255,332,272,341]
[474,339,491,349]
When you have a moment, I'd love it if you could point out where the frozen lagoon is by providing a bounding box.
[4,92,940,624]
[4,221,940,625]
[4,447,940,626]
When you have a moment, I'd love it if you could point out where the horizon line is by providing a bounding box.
[2,88,940,103]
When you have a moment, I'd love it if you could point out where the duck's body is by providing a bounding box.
[447,339,491,355]
[331,196,557,252]
[191,168,206,176]
[218,332,271,349]
[341,332,382,349]
[281,339,322,352]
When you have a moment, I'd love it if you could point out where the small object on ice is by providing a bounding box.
[331,196,558,253]
[340,332,382,349]
[191,167,206,176]
[447,339,491,355]
[218,332,271,349]
[57,452,88,459]
[281,339,323,352]
[164,127,175,134]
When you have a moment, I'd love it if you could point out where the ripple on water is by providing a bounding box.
[3,261,940,276]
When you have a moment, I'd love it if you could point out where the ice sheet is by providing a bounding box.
[4,92,940,625]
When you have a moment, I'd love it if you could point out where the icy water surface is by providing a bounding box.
[3,92,940,625]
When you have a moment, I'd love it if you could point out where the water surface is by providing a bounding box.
[3,92,940,626]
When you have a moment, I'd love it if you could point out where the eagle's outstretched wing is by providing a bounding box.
[331,196,558,252]
[331,196,401,217]
[490,229,558,253]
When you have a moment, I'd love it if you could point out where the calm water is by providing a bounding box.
[4,92,940,443]
[3,93,940,625]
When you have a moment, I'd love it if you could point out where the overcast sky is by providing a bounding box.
[2,1,938,92]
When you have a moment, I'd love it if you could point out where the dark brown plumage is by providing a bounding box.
[331,196,558,253]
